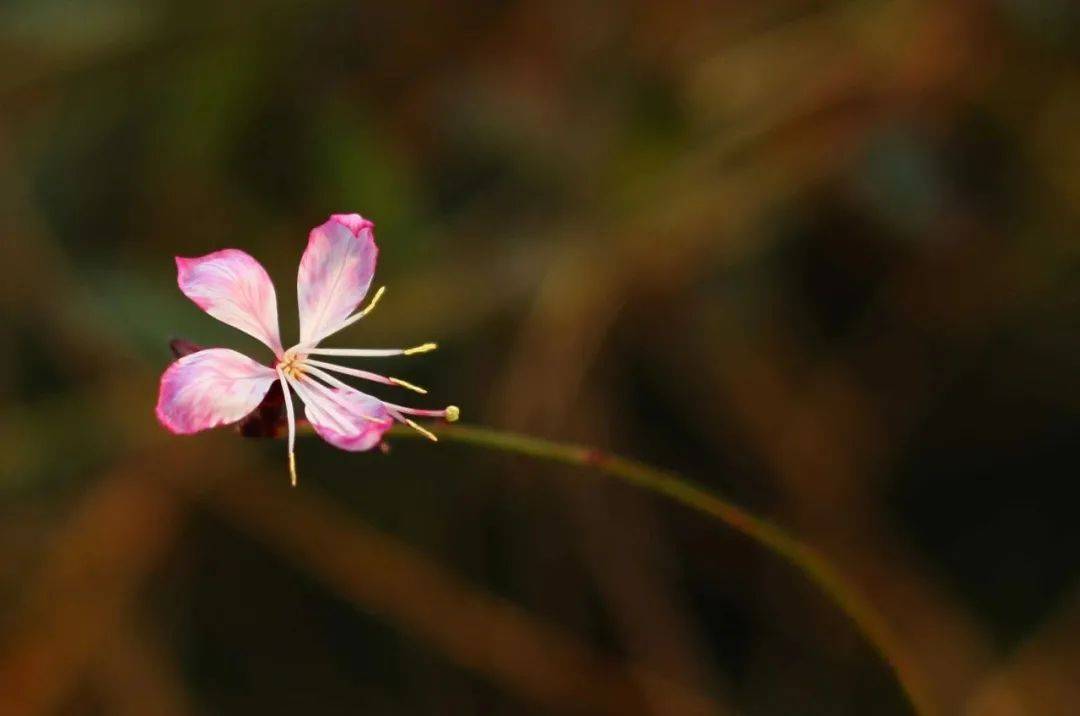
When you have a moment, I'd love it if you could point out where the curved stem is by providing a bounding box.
[385,423,930,716]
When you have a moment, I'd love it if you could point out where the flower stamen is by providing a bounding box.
[403,342,438,355]
[278,351,307,380]
[382,403,460,421]
[276,367,299,487]
[359,285,386,317]
[404,418,438,442]
[305,342,438,358]
[388,377,428,395]
[304,359,433,396]
[300,362,361,395]
[303,358,397,387]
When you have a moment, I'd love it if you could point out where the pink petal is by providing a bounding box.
[156,348,276,434]
[297,214,378,345]
[304,386,393,452]
[176,250,283,355]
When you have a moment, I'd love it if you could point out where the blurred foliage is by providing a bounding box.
[1,0,1079,714]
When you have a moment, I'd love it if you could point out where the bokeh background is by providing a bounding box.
[2,1,1079,714]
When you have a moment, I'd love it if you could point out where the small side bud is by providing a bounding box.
[169,338,205,359]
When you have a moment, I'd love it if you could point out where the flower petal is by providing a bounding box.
[304,385,393,452]
[156,348,276,434]
[176,250,283,355]
[297,214,378,345]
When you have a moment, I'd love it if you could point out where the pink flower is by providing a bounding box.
[155,214,459,485]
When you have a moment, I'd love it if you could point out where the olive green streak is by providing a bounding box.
[384,423,929,716]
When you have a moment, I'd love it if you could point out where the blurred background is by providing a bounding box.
[1,0,1079,714]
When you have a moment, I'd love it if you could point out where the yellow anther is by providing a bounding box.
[358,285,386,318]
[405,419,438,442]
[403,342,438,356]
[389,377,427,394]
[361,414,392,426]
[289,453,297,487]
[445,405,460,422]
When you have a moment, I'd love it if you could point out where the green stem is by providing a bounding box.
[388,423,930,716]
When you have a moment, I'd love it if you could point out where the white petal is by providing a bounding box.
[156,349,275,434]
[176,250,283,355]
[296,214,378,345]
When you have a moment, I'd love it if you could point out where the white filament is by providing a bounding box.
[303,358,393,385]
[286,375,353,435]
[276,367,298,487]
[305,347,407,357]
